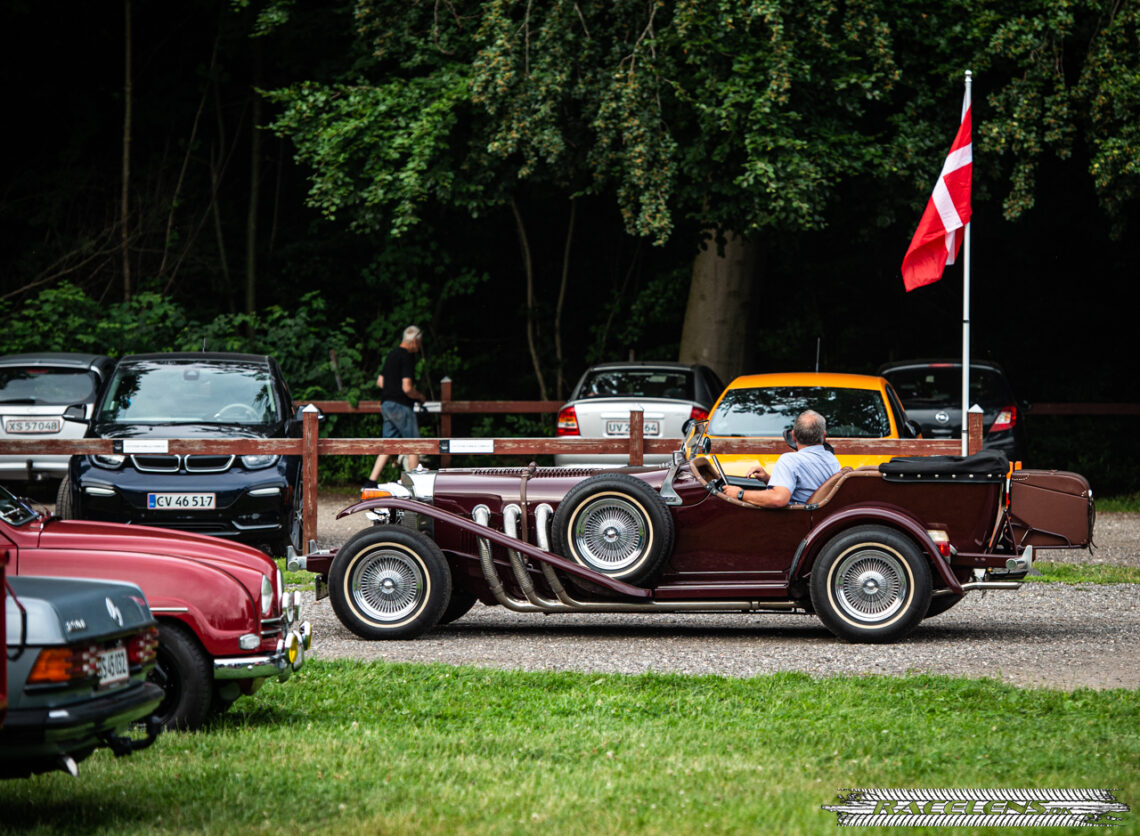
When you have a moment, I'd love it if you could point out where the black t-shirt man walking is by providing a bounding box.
[365,325,425,485]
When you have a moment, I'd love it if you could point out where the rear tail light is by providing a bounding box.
[689,406,709,422]
[28,645,99,686]
[127,626,160,668]
[926,529,951,558]
[557,406,579,436]
[989,405,1017,433]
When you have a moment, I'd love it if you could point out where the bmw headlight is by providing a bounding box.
[91,453,126,469]
[242,454,280,469]
[261,574,273,617]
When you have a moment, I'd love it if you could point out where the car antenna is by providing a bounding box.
[201,338,207,352]
[815,337,821,373]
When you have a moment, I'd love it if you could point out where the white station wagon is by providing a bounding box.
[0,352,115,483]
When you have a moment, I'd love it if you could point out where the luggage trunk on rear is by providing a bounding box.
[1007,470,1094,548]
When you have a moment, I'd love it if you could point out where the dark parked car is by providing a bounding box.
[2,483,309,730]
[879,360,1027,462]
[555,362,725,466]
[295,424,1092,645]
[58,352,305,555]
[2,574,162,777]
[0,353,115,484]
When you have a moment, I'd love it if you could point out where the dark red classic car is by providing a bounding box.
[295,427,1093,644]
[1,485,310,729]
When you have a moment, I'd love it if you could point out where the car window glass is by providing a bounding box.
[0,368,98,405]
[708,386,891,438]
[578,370,693,400]
[98,362,279,424]
[886,367,1012,407]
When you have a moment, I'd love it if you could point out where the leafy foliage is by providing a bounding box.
[0,284,360,401]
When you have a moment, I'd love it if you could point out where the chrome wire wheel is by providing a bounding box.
[830,547,908,624]
[350,546,426,623]
[571,495,649,573]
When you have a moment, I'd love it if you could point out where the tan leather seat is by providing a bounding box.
[803,466,854,506]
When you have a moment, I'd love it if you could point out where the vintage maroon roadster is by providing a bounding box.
[295,426,1093,643]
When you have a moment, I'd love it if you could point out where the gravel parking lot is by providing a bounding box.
[308,492,1140,691]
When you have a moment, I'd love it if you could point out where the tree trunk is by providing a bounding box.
[245,44,262,316]
[120,0,133,301]
[555,199,576,399]
[677,230,757,383]
[509,196,549,401]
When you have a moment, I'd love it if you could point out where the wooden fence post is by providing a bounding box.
[440,377,452,467]
[967,409,984,456]
[302,404,320,551]
[629,408,644,467]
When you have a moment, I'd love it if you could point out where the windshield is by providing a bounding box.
[0,484,39,526]
[708,386,892,438]
[886,367,1013,408]
[575,369,693,401]
[98,361,279,425]
[0,367,98,406]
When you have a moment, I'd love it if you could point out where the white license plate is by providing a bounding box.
[605,420,661,436]
[147,492,216,510]
[98,647,129,688]
[4,417,62,434]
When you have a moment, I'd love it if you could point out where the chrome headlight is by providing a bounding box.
[261,574,273,617]
[242,454,279,469]
[91,453,126,469]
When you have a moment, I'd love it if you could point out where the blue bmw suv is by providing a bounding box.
[57,353,304,555]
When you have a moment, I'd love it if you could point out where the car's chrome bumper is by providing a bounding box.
[214,620,311,682]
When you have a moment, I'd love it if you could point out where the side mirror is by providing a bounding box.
[62,404,88,424]
[903,419,922,439]
[783,427,798,450]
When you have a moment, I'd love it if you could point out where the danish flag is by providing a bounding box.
[901,92,972,291]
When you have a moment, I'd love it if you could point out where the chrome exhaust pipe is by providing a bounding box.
[502,505,576,611]
[472,505,545,613]
[959,581,1022,592]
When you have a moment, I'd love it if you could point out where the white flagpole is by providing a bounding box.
[961,69,973,456]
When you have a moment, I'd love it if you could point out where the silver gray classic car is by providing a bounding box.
[2,574,163,777]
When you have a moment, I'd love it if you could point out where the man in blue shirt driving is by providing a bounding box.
[720,409,840,507]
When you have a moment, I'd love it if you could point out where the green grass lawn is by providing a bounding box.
[2,663,1136,835]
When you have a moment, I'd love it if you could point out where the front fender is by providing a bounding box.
[789,504,963,594]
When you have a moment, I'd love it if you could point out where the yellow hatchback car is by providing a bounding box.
[705,372,920,476]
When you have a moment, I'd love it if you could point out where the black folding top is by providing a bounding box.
[879,449,1009,482]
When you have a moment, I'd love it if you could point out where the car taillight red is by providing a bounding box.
[989,405,1017,433]
[557,406,579,436]
[127,626,160,668]
[27,645,99,686]
[689,406,709,422]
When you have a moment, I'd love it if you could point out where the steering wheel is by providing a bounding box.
[704,452,728,494]
[214,403,260,422]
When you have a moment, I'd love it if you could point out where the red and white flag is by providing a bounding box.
[901,92,972,291]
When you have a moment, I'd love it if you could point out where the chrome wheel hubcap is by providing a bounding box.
[573,497,647,572]
[832,548,907,623]
[351,548,424,622]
